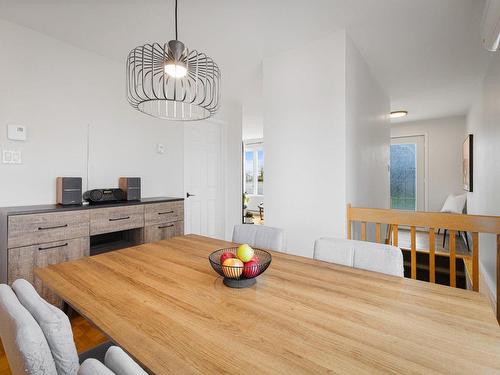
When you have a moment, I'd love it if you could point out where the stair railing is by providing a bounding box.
[346,203,500,320]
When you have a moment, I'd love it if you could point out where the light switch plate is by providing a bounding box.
[2,150,13,163]
[7,124,27,141]
[12,151,22,164]
[2,150,22,164]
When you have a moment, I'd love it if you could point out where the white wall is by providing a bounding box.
[220,102,243,240]
[391,115,466,212]
[0,19,184,206]
[264,30,389,256]
[264,31,347,257]
[466,52,500,302]
[345,36,390,210]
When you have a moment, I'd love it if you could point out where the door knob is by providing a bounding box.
[186,192,196,198]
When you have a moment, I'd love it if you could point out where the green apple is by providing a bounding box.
[236,244,254,262]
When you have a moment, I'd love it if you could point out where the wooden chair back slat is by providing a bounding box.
[449,230,456,287]
[360,222,367,241]
[393,224,399,247]
[429,228,436,283]
[410,226,417,279]
[472,232,479,292]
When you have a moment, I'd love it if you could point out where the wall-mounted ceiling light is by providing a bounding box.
[126,0,221,121]
[390,111,408,119]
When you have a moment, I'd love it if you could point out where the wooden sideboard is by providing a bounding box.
[0,197,184,305]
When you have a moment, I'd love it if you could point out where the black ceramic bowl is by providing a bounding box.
[209,247,272,288]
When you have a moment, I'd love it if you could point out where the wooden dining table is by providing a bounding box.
[35,234,500,374]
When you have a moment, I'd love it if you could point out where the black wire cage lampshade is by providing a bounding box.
[126,0,221,121]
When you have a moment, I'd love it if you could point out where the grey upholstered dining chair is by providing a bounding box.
[0,279,147,375]
[232,224,286,252]
[313,237,404,277]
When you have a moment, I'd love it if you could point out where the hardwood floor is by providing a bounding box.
[0,314,107,375]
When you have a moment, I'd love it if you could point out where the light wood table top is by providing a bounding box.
[35,235,500,374]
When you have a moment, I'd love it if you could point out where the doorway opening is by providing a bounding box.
[390,135,426,211]
[243,139,264,225]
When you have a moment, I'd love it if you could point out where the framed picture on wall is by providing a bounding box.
[463,134,473,192]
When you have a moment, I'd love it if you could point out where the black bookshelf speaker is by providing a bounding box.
[119,177,141,201]
[56,177,82,205]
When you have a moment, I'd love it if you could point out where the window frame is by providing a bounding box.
[243,139,264,196]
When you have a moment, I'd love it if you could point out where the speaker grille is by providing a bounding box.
[89,190,103,201]
[113,189,125,201]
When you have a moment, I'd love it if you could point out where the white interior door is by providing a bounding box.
[184,121,225,238]
[390,135,426,211]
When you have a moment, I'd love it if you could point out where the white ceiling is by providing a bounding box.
[0,0,493,136]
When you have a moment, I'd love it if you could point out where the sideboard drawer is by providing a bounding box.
[90,205,144,235]
[8,237,89,307]
[145,201,184,226]
[144,221,184,243]
[8,211,90,248]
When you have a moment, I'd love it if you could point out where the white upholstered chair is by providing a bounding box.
[0,284,58,375]
[0,280,146,375]
[78,359,115,375]
[313,238,404,277]
[439,193,469,250]
[232,224,286,252]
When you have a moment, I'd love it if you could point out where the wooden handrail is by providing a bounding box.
[346,204,500,322]
[349,206,500,233]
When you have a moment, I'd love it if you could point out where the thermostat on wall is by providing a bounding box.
[7,124,27,141]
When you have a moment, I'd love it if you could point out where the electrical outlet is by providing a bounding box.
[157,143,166,154]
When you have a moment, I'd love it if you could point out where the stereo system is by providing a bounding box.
[119,177,141,201]
[57,177,141,205]
[83,188,125,204]
[56,177,82,206]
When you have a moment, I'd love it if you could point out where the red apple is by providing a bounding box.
[220,251,236,265]
[243,259,259,278]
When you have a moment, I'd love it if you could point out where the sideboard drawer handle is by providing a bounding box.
[38,243,68,251]
[109,216,130,222]
[38,224,68,231]
[158,211,174,215]
[158,224,175,229]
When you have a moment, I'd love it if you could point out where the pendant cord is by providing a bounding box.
[175,0,178,40]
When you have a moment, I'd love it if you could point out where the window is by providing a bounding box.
[244,141,264,195]
[390,143,416,210]
[390,135,426,211]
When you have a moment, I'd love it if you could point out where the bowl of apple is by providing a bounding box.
[209,244,272,288]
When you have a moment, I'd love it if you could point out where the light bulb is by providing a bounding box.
[390,110,408,119]
[164,63,187,78]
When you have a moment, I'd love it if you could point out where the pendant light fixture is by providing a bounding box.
[126,0,221,121]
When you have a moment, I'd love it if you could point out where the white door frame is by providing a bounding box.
[390,133,429,212]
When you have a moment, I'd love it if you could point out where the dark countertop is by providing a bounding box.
[0,197,184,216]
